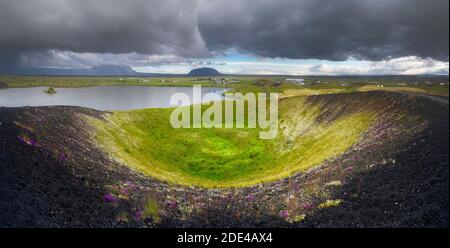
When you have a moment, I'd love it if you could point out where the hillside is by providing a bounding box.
[0,92,448,227]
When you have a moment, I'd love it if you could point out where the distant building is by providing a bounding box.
[286,78,305,84]
[213,78,227,84]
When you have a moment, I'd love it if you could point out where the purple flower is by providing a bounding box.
[123,181,139,192]
[346,166,354,172]
[168,200,178,209]
[134,209,143,220]
[120,187,130,196]
[303,203,314,210]
[245,194,256,201]
[103,194,118,203]
[58,152,66,162]
[279,210,289,218]
[17,136,25,143]
[17,135,39,147]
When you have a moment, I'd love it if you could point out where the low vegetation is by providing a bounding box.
[43,87,57,94]
[1,75,447,96]
[318,199,343,209]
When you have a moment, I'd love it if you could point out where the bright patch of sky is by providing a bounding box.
[24,49,448,76]
[133,51,449,75]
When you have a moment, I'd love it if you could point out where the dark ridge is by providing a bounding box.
[14,65,140,77]
[1,64,176,77]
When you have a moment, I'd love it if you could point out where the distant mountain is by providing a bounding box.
[13,65,140,76]
[188,67,221,76]
[8,65,224,77]
[3,64,447,78]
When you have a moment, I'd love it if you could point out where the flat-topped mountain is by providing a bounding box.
[188,67,221,76]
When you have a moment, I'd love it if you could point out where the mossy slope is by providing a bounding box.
[88,95,375,188]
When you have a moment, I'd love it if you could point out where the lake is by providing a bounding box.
[0,86,226,111]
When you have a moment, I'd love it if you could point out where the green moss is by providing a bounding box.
[87,96,375,188]
[292,214,306,223]
[318,199,343,209]
[143,197,160,222]
[2,75,447,97]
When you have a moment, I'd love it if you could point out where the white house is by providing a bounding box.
[286,78,305,84]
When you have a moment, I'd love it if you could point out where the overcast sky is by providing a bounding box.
[0,0,448,75]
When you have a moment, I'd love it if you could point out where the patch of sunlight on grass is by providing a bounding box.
[357,85,429,94]
[318,199,343,209]
[86,96,376,188]
[292,214,306,223]
[280,88,347,98]
[143,197,160,222]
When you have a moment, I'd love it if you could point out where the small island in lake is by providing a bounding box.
[43,87,57,94]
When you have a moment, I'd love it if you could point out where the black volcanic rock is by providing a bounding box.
[188,67,221,76]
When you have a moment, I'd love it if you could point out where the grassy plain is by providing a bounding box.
[1,74,448,96]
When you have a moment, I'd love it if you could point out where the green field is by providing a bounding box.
[1,74,448,96]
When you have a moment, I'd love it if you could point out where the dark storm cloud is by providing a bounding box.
[198,0,449,61]
[0,0,209,69]
[0,0,448,71]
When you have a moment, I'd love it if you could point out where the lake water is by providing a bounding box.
[0,86,226,111]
